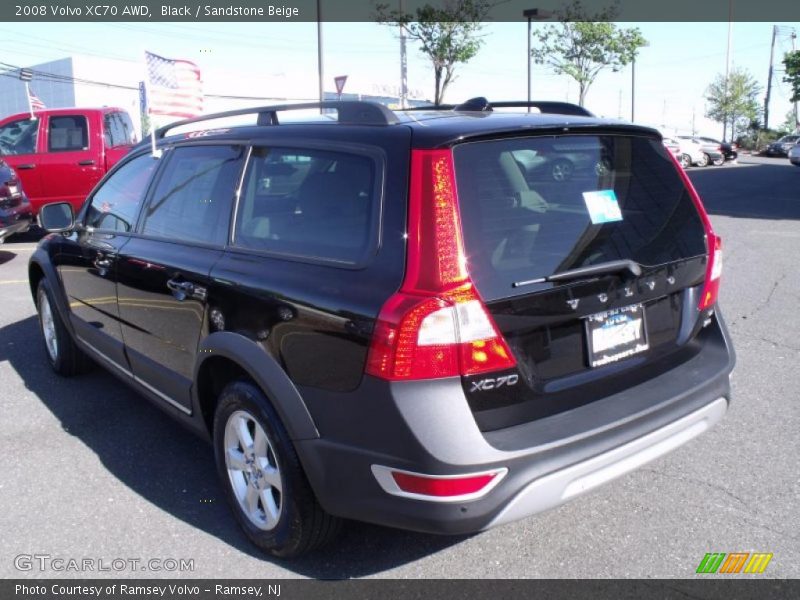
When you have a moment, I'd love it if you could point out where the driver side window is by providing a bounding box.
[0,118,39,155]
[85,154,158,232]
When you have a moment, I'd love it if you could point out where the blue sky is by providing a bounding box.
[2,21,799,138]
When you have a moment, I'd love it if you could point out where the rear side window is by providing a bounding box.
[86,154,157,232]
[48,115,88,152]
[0,118,38,155]
[141,145,244,246]
[453,135,706,300]
[233,147,376,263]
[104,112,136,147]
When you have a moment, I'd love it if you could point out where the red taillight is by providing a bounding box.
[366,149,516,381]
[668,151,722,310]
[391,471,499,497]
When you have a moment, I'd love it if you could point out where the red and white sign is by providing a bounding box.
[334,75,348,97]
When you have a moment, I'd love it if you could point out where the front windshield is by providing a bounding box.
[0,118,39,155]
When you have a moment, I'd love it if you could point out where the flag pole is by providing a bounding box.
[24,82,35,120]
[143,52,161,158]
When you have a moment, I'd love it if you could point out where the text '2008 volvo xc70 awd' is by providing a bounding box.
[30,98,735,557]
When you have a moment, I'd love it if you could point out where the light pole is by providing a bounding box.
[630,41,649,122]
[316,0,324,107]
[523,8,552,112]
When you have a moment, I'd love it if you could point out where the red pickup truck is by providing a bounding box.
[0,107,136,215]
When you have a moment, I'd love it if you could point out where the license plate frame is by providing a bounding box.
[585,303,649,368]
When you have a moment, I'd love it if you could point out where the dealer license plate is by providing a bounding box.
[585,304,649,368]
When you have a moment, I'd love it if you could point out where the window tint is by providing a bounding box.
[48,115,89,151]
[116,112,137,145]
[141,145,243,246]
[0,118,38,155]
[86,154,157,232]
[453,135,707,300]
[103,112,136,147]
[104,113,121,147]
[234,147,376,263]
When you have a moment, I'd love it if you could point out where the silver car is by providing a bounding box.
[788,141,800,166]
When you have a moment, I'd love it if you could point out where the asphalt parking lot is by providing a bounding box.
[0,156,797,579]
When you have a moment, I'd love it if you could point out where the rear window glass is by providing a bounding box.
[453,135,706,300]
[233,147,376,264]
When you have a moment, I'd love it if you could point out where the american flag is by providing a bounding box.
[145,51,203,118]
[28,88,46,111]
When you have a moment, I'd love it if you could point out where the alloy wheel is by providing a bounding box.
[224,410,283,531]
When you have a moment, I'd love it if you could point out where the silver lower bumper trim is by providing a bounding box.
[486,397,728,529]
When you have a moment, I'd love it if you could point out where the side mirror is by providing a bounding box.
[38,202,75,232]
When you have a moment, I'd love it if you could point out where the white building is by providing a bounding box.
[1,56,428,138]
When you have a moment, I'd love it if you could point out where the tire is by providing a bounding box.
[36,278,91,376]
[213,380,341,558]
[550,158,574,182]
[679,154,692,169]
[712,156,724,166]
[697,153,710,167]
[594,158,611,176]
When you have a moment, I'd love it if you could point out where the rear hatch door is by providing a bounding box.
[452,131,710,431]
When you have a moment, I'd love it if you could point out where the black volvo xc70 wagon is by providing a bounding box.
[30,99,735,557]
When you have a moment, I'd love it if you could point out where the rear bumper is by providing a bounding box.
[297,312,735,535]
[0,204,33,241]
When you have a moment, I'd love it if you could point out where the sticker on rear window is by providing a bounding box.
[582,190,622,224]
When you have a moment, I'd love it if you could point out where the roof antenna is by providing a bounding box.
[453,97,493,112]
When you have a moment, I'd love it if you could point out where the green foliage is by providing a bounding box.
[530,1,647,107]
[783,50,800,103]
[779,109,799,135]
[375,0,493,105]
[705,67,761,141]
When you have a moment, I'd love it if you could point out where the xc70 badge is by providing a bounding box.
[470,374,519,392]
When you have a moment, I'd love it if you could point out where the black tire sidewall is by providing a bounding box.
[213,381,310,558]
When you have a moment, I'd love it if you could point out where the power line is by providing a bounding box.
[0,61,316,102]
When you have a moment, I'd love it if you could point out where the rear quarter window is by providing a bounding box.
[453,134,707,300]
[233,146,378,264]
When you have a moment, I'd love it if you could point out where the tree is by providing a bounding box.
[375,0,492,105]
[705,67,761,141]
[530,1,646,107]
[783,50,800,103]
[779,109,798,135]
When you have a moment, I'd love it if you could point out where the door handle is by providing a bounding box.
[167,279,195,301]
[78,159,95,166]
[94,256,113,270]
[17,164,36,170]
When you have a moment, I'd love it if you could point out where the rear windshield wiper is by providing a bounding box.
[512,259,642,288]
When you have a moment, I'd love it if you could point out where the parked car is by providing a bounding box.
[512,142,611,182]
[677,136,724,167]
[0,158,33,243]
[0,107,136,215]
[789,141,800,166]
[764,135,800,157]
[662,137,681,157]
[670,136,706,168]
[697,136,738,162]
[30,98,734,558]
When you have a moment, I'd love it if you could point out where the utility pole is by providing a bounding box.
[316,0,324,108]
[793,30,798,131]
[399,0,408,108]
[765,25,777,130]
[723,2,733,140]
[631,55,636,121]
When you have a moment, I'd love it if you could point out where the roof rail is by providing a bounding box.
[400,98,594,117]
[154,100,399,139]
